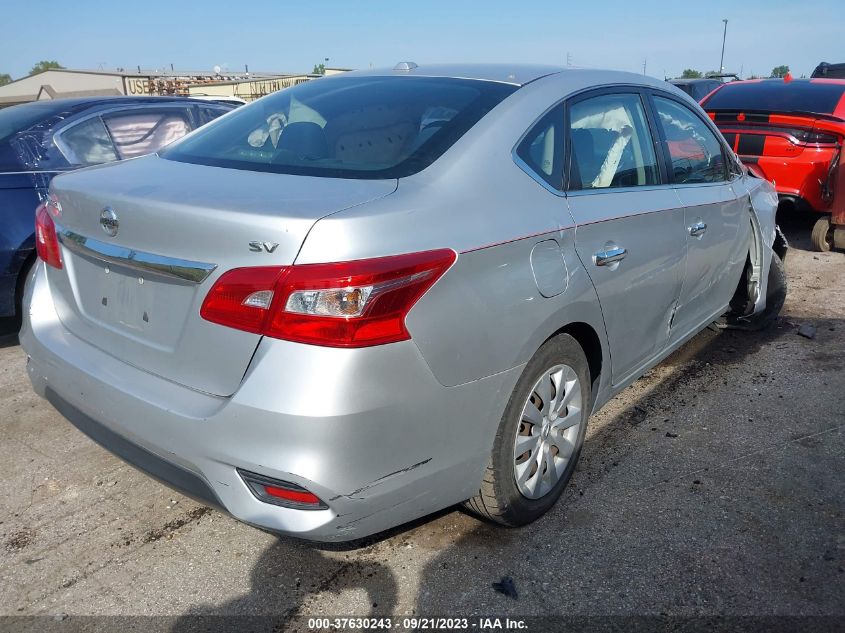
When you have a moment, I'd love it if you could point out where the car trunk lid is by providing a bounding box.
[47,155,397,396]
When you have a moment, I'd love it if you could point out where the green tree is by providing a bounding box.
[29,60,64,76]
[680,69,703,79]
[770,65,790,78]
[0,73,12,87]
[312,63,326,75]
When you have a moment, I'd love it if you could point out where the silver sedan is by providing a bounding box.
[21,63,787,541]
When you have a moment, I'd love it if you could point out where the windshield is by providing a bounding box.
[703,80,845,115]
[161,76,517,179]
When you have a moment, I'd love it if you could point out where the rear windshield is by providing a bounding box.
[703,80,845,115]
[0,101,71,143]
[161,76,517,179]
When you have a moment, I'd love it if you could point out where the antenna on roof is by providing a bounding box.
[394,61,418,72]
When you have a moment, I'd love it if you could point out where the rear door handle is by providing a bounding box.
[595,246,627,267]
[689,221,707,237]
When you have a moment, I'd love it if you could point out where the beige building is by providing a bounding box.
[187,68,350,102]
[0,68,318,107]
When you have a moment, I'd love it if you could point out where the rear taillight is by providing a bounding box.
[34,194,63,269]
[200,249,456,347]
[801,131,839,145]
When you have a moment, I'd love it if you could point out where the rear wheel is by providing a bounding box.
[464,334,590,526]
[811,216,833,252]
[13,255,35,329]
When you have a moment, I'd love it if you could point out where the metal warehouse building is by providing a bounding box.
[0,67,345,107]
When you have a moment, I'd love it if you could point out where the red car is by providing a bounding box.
[701,78,845,251]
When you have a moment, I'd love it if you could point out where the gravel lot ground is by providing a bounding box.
[0,218,843,626]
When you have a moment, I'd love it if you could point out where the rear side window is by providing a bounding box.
[516,106,563,189]
[103,110,192,159]
[703,80,845,114]
[59,117,118,165]
[161,76,517,179]
[567,93,660,190]
[653,96,726,184]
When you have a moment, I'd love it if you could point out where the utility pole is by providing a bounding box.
[719,19,728,73]
[642,58,647,76]
[566,51,573,66]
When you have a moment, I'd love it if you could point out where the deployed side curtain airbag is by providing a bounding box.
[104,114,191,160]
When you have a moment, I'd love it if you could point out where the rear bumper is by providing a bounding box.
[20,262,519,541]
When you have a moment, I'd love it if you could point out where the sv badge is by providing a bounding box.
[249,241,279,253]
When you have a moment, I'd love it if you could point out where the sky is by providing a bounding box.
[1,0,843,81]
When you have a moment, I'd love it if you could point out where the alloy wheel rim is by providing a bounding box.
[513,363,583,499]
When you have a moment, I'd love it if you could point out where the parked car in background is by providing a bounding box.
[185,94,248,107]
[701,78,845,251]
[812,62,845,79]
[0,96,235,324]
[22,64,786,541]
[668,78,723,102]
[668,75,738,102]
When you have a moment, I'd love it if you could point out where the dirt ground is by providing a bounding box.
[0,217,843,626]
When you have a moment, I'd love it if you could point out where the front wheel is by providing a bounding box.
[724,251,786,331]
[464,334,590,527]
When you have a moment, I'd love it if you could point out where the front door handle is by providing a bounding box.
[595,246,627,267]
[689,221,707,237]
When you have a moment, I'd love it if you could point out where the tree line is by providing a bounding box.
[0,60,65,87]
[677,65,790,79]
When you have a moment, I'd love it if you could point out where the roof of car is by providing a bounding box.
[16,95,227,110]
[669,78,722,85]
[343,63,568,86]
[702,78,845,118]
[713,78,845,87]
[336,63,690,93]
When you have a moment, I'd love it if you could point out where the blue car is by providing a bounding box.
[0,96,235,323]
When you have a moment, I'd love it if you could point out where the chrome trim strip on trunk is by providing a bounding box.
[57,228,217,283]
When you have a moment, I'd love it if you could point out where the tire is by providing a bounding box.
[725,251,786,331]
[464,334,591,527]
[811,216,833,253]
[14,255,35,328]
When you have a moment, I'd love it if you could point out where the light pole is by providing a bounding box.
[719,19,728,73]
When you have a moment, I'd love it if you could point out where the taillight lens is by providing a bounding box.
[200,249,456,347]
[34,195,63,269]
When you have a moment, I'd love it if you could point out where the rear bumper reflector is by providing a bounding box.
[237,469,328,510]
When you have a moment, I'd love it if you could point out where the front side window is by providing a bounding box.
[102,110,192,160]
[161,76,517,179]
[516,106,563,189]
[653,96,726,184]
[197,105,231,126]
[567,93,659,190]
